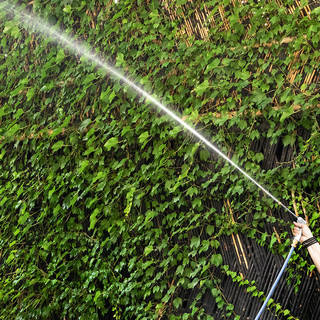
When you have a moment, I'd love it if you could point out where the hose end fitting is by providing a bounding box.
[292,238,299,248]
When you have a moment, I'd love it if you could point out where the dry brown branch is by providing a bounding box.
[291,188,299,216]
[226,199,249,270]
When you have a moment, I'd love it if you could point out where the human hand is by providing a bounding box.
[293,222,313,243]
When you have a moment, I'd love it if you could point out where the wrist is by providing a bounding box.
[302,237,319,249]
[301,235,313,243]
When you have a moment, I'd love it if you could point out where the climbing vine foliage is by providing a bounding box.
[0,0,320,319]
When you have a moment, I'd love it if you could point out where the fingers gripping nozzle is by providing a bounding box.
[292,217,307,248]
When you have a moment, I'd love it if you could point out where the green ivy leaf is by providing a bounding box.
[26,88,35,101]
[253,153,264,163]
[63,5,72,13]
[6,252,16,264]
[205,58,220,74]
[194,79,210,96]
[187,278,199,289]
[89,208,100,230]
[116,52,125,67]
[100,91,109,102]
[109,91,116,103]
[56,49,65,63]
[18,211,29,225]
[211,288,220,298]
[190,236,200,249]
[200,149,210,161]
[240,70,250,80]
[144,245,153,256]
[83,73,96,86]
[280,106,294,122]
[79,119,91,132]
[11,26,20,39]
[51,140,64,152]
[104,137,119,151]
[138,131,149,144]
[121,126,131,136]
[78,160,89,174]
[283,310,290,316]
[173,297,182,309]
[3,21,14,34]
[206,225,215,236]
[6,124,20,137]
[232,185,243,195]
[94,291,102,303]
[124,187,135,216]
[283,134,295,147]
[211,254,223,266]
[192,198,201,208]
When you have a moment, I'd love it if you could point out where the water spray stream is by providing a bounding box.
[0,1,298,220]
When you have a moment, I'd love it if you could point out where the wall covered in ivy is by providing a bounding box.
[0,0,320,319]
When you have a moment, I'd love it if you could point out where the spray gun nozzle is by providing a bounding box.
[296,216,307,225]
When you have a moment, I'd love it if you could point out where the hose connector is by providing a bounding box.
[292,217,307,247]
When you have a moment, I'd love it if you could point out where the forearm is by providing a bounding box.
[293,222,320,272]
[307,242,320,273]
